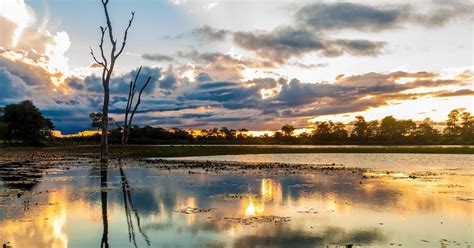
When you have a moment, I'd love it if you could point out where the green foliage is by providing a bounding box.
[1,100,55,145]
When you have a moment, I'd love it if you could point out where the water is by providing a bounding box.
[0,154,472,248]
[167,153,474,172]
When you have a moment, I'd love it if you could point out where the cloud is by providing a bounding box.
[143,50,274,81]
[53,68,474,132]
[0,0,71,88]
[327,39,386,57]
[434,89,474,98]
[296,1,473,32]
[175,1,472,64]
[233,27,387,63]
[191,25,230,41]
[409,1,474,27]
[295,2,406,32]
[142,53,174,62]
[66,66,163,95]
[0,66,29,100]
[234,27,325,63]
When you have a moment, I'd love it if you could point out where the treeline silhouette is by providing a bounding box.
[1,100,473,146]
[88,109,472,145]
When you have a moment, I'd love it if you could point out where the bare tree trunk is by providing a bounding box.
[120,67,151,158]
[91,0,135,163]
[100,85,110,163]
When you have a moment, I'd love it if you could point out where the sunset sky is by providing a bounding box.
[0,0,473,133]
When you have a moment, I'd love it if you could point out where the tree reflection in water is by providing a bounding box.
[99,162,150,248]
[119,164,150,247]
[100,164,109,248]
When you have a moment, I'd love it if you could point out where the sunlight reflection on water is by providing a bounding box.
[0,154,472,247]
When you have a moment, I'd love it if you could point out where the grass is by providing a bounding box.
[1,145,473,159]
[122,145,474,157]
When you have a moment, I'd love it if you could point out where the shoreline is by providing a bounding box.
[0,145,473,159]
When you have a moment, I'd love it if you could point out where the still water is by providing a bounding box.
[0,153,473,248]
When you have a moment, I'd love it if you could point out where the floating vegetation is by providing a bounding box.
[224,216,291,225]
[209,193,255,200]
[455,196,474,203]
[297,207,319,214]
[174,207,215,214]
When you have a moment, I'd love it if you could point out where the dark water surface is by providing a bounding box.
[0,154,472,248]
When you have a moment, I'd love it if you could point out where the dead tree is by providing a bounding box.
[121,66,151,156]
[90,0,135,163]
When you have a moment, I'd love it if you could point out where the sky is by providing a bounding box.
[0,0,473,134]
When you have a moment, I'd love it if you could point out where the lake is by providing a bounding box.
[0,153,472,247]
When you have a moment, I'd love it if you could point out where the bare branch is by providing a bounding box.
[115,11,135,59]
[128,76,151,129]
[99,26,108,67]
[90,47,105,67]
[101,0,116,46]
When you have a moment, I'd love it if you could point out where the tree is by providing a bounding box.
[281,124,295,137]
[351,116,368,141]
[460,111,474,141]
[379,116,399,141]
[90,0,135,163]
[89,112,103,132]
[312,121,332,142]
[220,127,236,140]
[413,119,439,144]
[89,112,114,132]
[121,67,151,154]
[1,100,54,145]
[366,120,380,141]
[273,131,284,141]
[444,109,461,137]
[332,122,348,141]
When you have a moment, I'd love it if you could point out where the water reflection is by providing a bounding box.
[0,159,472,247]
[100,164,108,248]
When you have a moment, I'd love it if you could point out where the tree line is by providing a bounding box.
[84,109,473,145]
[1,100,472,146]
